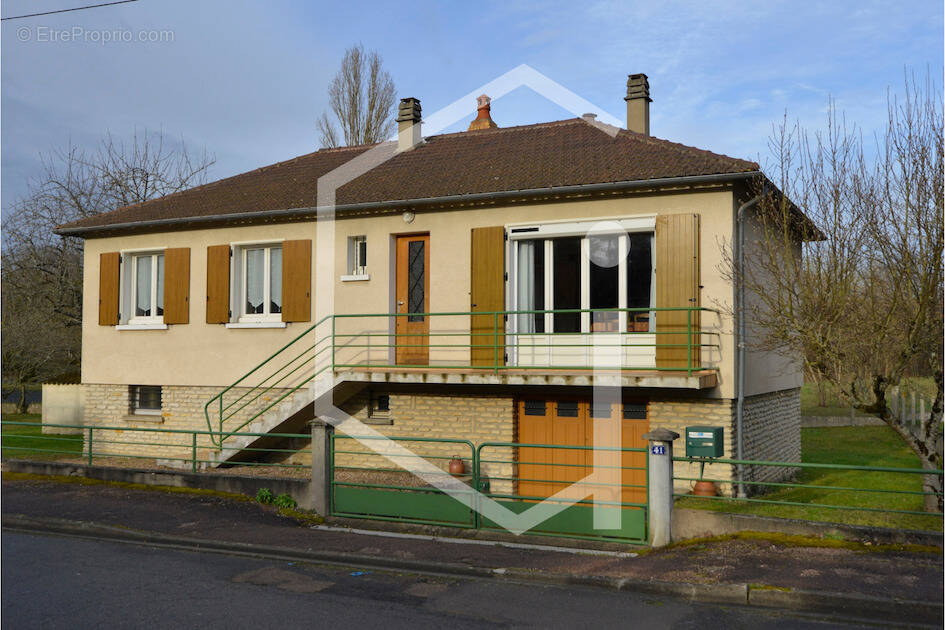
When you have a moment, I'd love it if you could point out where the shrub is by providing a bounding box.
[255,488,274,504]
[273,493,297,509]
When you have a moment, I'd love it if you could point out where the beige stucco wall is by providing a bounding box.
[740,209,804,396]
[82,221,318,387]
[82,188,744,397]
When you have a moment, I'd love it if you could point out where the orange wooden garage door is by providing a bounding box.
[517,399,648,506]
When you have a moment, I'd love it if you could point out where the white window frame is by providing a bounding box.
[130,385,162,416]
[343,235,369,280]
[232,242,283,324]
[118,248,166,329]
[508,216,656,336]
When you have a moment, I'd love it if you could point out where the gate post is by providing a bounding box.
[309,419,332,515]
[642,428,680,547]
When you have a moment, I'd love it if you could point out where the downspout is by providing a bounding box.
[735,190,762,498]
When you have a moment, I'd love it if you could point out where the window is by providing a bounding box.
[512,226,654,335]
[117,251,165,328]
[129,252,164,324]
[367,392,391,423]
[347,236,368,277]
[130,385,162,416]
[238,244,282,321]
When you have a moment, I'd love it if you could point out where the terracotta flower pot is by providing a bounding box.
[449,457,465,475]
[692,480,718,497]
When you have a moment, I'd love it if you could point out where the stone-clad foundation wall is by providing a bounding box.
[740,388,802,491]
[82,383,295,466]
[648,388,801,496]
[80,383,801,498]
[317,391,517,495]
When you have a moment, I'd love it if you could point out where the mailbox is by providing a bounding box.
[685,426,724,458]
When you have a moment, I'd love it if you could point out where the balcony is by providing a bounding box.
[328,307,719,389]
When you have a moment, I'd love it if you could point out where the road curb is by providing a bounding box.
[4,513,941,625]
[748,587,942,626]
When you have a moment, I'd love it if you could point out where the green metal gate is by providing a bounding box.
[329,434,648,543]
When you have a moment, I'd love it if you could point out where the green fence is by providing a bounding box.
[673,455,944,530]
[330,434,478,528]
[1,419,310,475]
[330,435,649,543]
[204,307,718,446]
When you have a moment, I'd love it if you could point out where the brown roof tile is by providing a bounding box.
[59,119,759,233]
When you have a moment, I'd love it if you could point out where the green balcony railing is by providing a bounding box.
[203,307,718,447]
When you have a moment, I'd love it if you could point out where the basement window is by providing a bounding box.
[130,385,162,416]
[367,392,391,424]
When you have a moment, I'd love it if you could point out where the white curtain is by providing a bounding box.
[517,241,535,333]
[246,248,264,313]
[135,255,151,316]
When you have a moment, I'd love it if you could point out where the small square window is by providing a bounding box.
[523,400,546,416]
[367,392,391,423]
[623,403,647,420]
[130,385,162,416]
[348,236,367,276]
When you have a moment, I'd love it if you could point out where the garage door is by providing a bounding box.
[516,398,648,506]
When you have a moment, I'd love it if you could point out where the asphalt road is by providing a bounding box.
[1,532,871,630]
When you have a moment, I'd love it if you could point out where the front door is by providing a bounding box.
[395,234,430,365]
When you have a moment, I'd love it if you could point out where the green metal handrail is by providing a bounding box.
[203,306,717,448]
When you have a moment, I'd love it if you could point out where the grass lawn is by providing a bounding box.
[1,413,83,461]
[677,425,943,532]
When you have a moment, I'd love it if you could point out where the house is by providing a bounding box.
[56,74,813,502]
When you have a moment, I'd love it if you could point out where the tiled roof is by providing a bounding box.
[58,118,759,233]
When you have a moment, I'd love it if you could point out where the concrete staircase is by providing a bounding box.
[205,375,365,468]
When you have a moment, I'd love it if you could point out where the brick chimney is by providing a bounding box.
[467,94,498,131]
[625,74,651,135]
[396,97,422,152]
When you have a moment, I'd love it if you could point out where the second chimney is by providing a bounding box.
[625,74,651,135]
[396,97,422,152]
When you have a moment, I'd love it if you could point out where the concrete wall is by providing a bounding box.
[41,384,85,434]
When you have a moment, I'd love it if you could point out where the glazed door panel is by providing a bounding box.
[395,234,430,365]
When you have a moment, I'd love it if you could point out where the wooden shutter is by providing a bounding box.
[281,239,312,323]
[470,226,506,367]
[163,248,190,324]
[98,252,120,326]
[206,245,231,324]
[655,214,700,369]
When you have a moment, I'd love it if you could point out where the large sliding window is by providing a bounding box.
[512,220,654,335]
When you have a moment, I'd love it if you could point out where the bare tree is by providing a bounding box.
[316,43,396,148]
[726,72,944,510]
[1,130,215,398]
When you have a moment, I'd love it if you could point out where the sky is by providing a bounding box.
[2,0,942,214]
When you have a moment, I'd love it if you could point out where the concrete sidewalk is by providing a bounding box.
[2,474,942,626]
